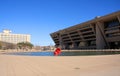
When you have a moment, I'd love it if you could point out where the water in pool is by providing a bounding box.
[8,51,120,56]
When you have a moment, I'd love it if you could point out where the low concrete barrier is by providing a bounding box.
[62,49,120,52]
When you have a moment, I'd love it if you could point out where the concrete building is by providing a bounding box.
[50,11,120,49]
[0,30,31,44]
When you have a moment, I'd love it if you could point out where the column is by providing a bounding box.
[58,33,63,49]
[117,15,120,23]
[96,22,106,49]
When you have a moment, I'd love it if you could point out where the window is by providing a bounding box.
[69,31,78,35]
[80,28,92,32]
[104,19,120,28]
[106,33,120,37]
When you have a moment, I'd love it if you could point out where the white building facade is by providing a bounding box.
[0,30,31,44]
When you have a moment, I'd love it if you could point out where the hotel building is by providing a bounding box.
[0,30,31,44]
[50,11,120,49]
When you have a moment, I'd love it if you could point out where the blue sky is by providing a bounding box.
[0,0,120,46]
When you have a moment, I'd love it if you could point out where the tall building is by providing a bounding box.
[50,11,120,49]
[0,30,31,44]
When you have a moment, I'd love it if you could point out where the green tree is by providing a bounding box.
[17,42,33,50]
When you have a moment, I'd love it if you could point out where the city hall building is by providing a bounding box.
[0,30,31,44]
[50,11,120,49]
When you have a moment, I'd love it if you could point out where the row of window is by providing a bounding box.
[106,33,120,37]
[104,19,120,28]
[64,40,96,48]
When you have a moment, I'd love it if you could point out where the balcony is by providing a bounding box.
[105,29,120,34]
[83,34,95,37]
[81,30,93,34]
[78,25,90,30]
[107,36,120,42]
[104,25,120,31]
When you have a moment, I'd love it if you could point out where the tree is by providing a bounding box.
[17,42,33,50]
[0,41,17,50]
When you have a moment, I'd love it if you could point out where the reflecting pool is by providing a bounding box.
[8,51,120,56]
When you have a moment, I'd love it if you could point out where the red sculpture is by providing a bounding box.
[54,47,61,56]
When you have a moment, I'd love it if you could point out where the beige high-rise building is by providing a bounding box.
[50,11,120,49]
[0,30,31,44]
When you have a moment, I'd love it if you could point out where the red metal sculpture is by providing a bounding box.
[54,47,61,56]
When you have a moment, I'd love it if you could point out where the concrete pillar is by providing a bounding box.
[56,33,62,49]
[117,15,120,23]
[90,24,96,34]
[96,22,106,49]
[58,33,63,49]
[67,33,73,42]
[77,29,84,41]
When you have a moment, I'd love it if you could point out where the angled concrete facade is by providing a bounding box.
[50,11,120,49]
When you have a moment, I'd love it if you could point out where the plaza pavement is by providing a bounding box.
[0,54,120,76]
